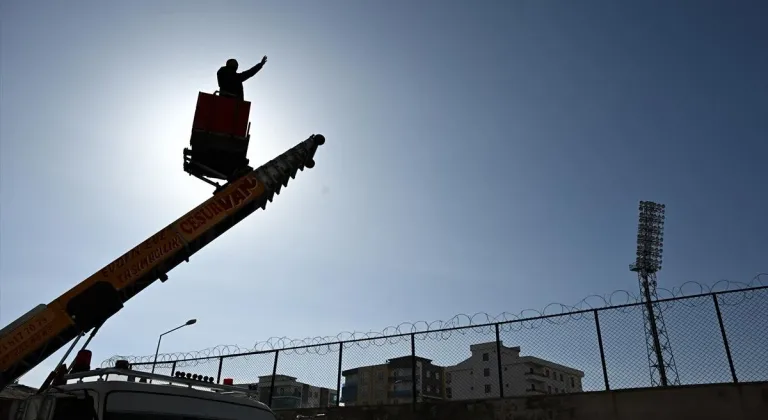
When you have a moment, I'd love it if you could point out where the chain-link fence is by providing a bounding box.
[123,286,768,410]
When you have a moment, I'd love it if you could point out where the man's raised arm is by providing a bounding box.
[237,56,268,82]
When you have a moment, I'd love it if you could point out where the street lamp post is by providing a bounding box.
[151,319,197,374]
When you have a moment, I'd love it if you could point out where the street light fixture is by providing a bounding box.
[151,319,197,374]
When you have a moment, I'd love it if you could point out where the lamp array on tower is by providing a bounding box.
[630,201,665,274]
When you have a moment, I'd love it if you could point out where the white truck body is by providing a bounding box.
[11,369,276,420]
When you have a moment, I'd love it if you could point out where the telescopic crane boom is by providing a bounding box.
[0,134,325,389]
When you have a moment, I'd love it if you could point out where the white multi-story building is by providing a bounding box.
[445,342,584,400]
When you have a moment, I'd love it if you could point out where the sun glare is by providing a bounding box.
[117,75,311,242]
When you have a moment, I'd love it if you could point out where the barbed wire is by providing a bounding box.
[103,274,767,368]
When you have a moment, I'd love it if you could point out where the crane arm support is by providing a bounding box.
[0,134,325,389]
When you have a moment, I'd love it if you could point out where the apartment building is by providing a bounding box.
[341,356,445,406]
[238,374,337,409]
[445,342,584,400]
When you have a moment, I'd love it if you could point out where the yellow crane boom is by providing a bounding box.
[0,134,325,389]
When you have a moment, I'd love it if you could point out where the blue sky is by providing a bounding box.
[1,0,766,389]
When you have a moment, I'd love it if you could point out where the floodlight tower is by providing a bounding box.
[629,201,680,387]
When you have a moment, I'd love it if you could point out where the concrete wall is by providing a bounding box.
[277,381,768,420]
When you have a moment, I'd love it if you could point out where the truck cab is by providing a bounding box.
[11,364,275,420]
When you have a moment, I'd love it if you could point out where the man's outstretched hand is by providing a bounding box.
[261,55,268,65]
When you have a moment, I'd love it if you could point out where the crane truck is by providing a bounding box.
[0,90,326,419]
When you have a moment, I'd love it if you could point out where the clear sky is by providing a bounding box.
[1,0,766,389]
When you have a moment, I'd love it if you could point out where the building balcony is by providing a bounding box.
[389,389,413,398]
[390,369,413,378]
[273,390,302,398]
[526,388,547,395]
[524,371,549,381]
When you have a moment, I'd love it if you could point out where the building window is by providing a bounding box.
[377,371,383,380]
[482,353,490,361]
[426,385,432,392]
[571,377,575,387]
[529,367,534,373]
[484,384,491,394]
[548,385,552,394]
[545,369,550,377]
[446,373,452,383]
[426,370,431,378]
[504,367,508,371]
[446,388,452,399]
[483,368,490,377]
[560,373,563,381]
[531,384,536,391]
[435,372,440,380]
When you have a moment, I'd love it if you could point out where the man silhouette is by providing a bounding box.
[217,56,267,100]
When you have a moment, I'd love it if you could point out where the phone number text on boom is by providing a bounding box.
[0,314,57,370]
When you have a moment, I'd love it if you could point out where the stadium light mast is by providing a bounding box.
[629,201,680,387]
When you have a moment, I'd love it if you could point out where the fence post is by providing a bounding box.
[495,324,504,398]
[170,361,177,376]
[216,356,224,384]
[410,333,417,411]
[269,350,280,406]
[336,342,344,407]
[593,309,610,390]
[712,294,738,383]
